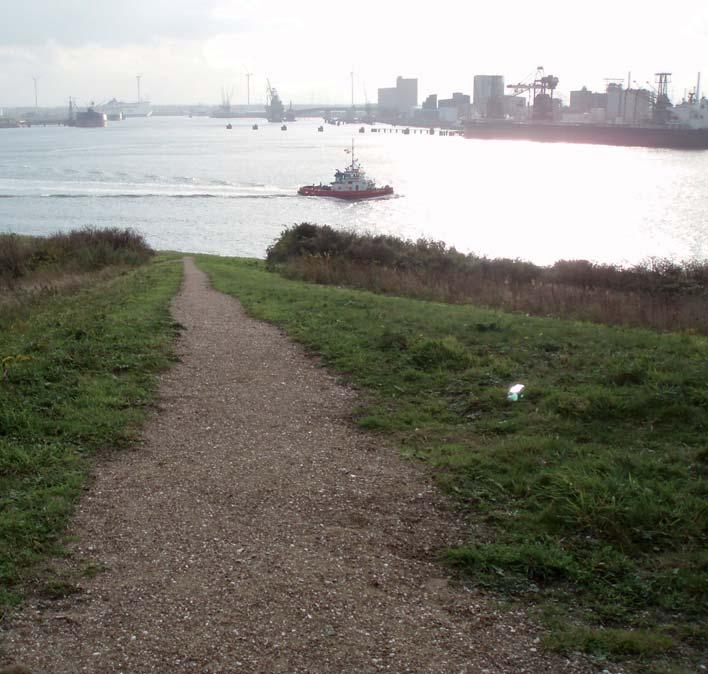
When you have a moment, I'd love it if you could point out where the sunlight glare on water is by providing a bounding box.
[1,116,706,265]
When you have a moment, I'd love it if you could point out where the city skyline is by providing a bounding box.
[1,0,707,107]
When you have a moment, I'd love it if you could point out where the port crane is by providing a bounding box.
[266,79,278,106]
[506,66,559,121]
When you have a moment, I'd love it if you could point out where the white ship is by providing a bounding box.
[671,96,708,129]
[96,99,152,118]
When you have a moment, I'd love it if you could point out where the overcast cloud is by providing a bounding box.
[1,0,250,45]
[1,0,706,107]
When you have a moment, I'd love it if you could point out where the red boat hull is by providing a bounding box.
[298,185,393,200]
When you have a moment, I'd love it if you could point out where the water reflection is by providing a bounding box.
[0,117,706,264]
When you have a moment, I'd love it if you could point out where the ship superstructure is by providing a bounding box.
[266,80,285,122]
[96,99,152,118]
[298,142,393,200]
[68,99,107,128]
[96,76,152,118]
[671,76,708,129]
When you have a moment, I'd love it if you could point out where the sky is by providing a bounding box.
[1,0,707,108]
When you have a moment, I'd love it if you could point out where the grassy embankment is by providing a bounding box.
[267,223,708,335]
[0,229,182,609]
[197,247,707,673]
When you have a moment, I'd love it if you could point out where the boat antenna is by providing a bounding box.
[136,74,142,103]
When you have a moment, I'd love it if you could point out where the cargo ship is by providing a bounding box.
[265,80,285,123]
[462,120,708,149]
[464,69,708,150]
[67,100,107,128]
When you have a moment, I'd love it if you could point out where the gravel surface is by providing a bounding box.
[0,258,596,673]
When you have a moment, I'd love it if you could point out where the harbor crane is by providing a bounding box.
[266,79,277,106]
[507,66,559,121]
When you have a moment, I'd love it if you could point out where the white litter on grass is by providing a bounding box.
[507,383,525,401]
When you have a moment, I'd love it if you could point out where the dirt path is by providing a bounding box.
[1,258,593,673]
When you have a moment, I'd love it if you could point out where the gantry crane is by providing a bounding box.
[506,66,559,121]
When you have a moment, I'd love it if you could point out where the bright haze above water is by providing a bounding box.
[1,0,707,105]
[1,117,706,265]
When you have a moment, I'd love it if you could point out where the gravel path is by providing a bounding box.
[1,258,594,674]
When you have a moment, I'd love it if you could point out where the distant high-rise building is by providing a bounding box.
[378,76,418,116]
[377,86,399,112]
[422,94,438,110]
[473,75,505,117]
[396,76,418,109]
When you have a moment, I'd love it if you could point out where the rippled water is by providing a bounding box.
[1,116,706,264]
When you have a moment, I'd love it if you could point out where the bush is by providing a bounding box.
[266,224,708,334]
[0,227,153,288]
[0,234,30,287]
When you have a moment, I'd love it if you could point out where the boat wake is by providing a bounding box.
[0,192,298,200]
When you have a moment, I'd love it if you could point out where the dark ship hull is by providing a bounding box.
[71,110,107,128]
[266,106,284,123]
[298,185,393,200]
[266,92,285,123]
[463,121,708,150]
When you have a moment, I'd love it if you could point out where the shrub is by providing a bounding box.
[0,227,153,289]
[266,224,708,334]
[0,234,30,287]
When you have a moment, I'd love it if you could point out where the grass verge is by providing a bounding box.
[196,255,707,672]
[0,255,182,609]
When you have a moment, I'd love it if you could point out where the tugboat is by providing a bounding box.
[298,142,393,200]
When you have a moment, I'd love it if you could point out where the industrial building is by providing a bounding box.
[377,76,418,116]
[569,86,608,113]
[607,84,653,125]
[562,83,653,124]
[438,92,471,123]
[422,94,438,110]
[473,75,505,117]
[503,95,528,120]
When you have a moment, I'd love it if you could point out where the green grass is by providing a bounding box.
[196,255,707,671]
[0,256,182,607]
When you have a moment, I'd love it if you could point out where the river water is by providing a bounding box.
[1,116,706,265]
